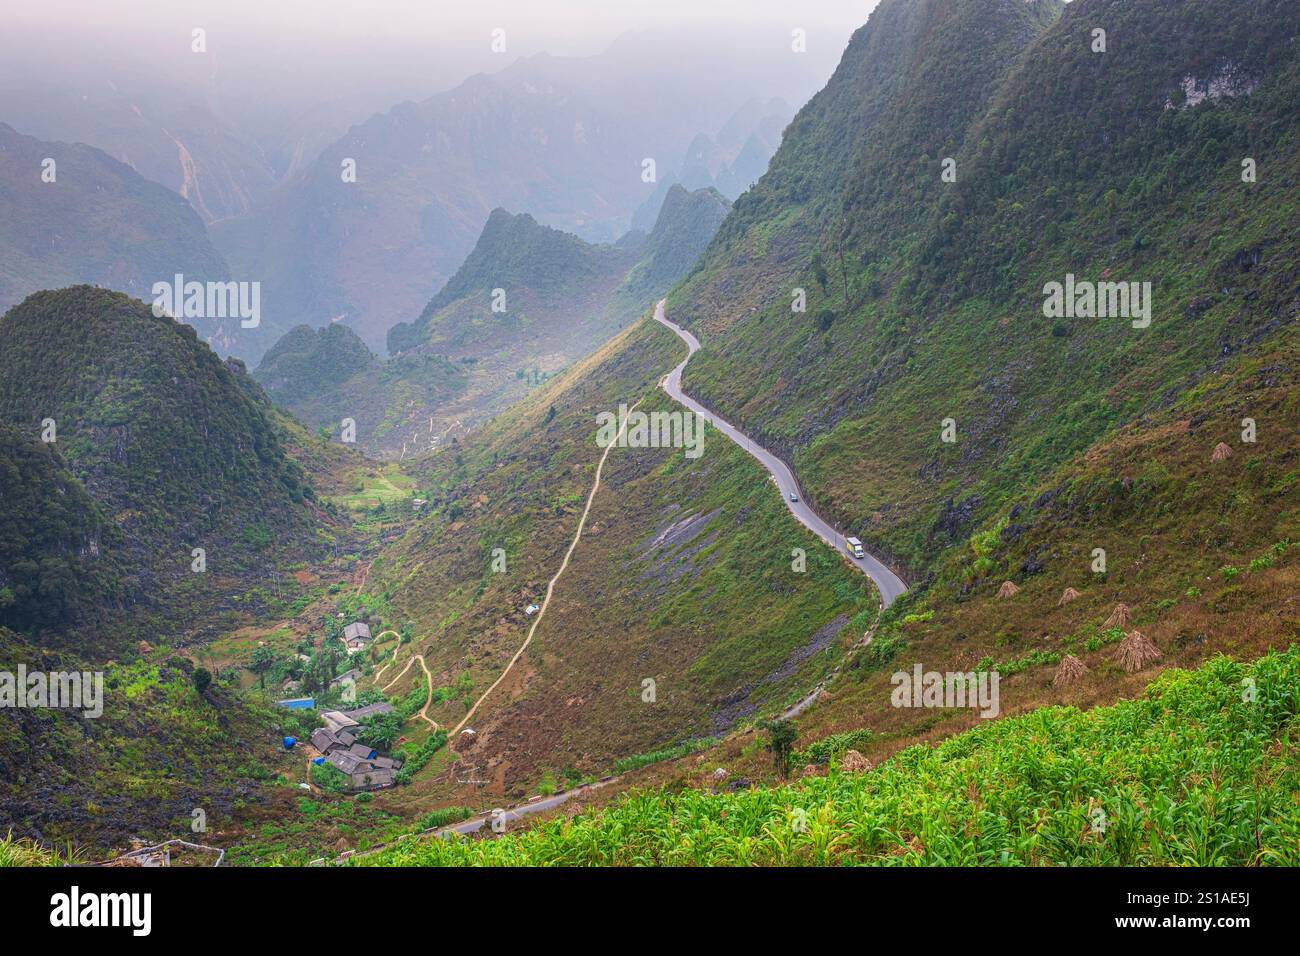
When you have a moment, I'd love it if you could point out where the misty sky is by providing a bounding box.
[3,0,880,140]
[12,1,876,54]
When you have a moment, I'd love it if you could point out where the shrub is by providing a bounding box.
[311,762,350,794]
[762,719,797,779]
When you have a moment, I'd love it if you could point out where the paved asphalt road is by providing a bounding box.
[435,777,622,839]
[654,300,908,607]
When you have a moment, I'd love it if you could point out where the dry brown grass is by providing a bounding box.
[839,750,872,772]
[1057,587,1082,606]
[1053,654,1088,687]
[997,580,1020,598]
[1116,630,1162,673]
[1104,603,1132,628]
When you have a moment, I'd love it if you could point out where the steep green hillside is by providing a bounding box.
[353,308,1300,863]
[0,287,322,652]
[0,626,309,852]
[359,647,1300,866]
[357,317,876,804]
[0,424,125,636]
[667,0,1298,576]
[0,123,235,346]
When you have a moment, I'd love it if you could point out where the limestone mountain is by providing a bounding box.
[667,0,1299,575]
[617,184,732,306]
[211,31,825,359]
[0,287,321,653]
[254,321,469,459]
[257,185,732,458]
[629,97,792,232]
[389,208,635,358]
[0,123,233,342]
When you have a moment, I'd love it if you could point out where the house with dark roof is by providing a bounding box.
[330,668,361,687]
[320,710,360,736]
[340,702,395,723]
[351,768,396,791]
[343,622,372,655]
[309,700,405,791]
[348,743,377,761]
[326,751,368,775]
[310,728,342,753]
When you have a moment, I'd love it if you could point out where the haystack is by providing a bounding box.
[1057,587,1082,606]
[839,750,873,773]
[1116,630,1162,673]
[1052,654,1088,687]
[1103,603,1131,628]
[1211,442,1232,461]
[997,580,1020,598]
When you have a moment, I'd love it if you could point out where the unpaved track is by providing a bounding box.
[449,399,644,737]
[377,631,438,730]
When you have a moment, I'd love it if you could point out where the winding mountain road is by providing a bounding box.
[653,300,907,607]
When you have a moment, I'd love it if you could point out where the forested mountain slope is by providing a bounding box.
[0,287,323,653]
[668,0,1298,576]
[359,316,877,804]
[0,124,234,344]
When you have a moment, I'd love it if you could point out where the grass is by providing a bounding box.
[332,463,416,513]
[355,647,1300,866]
[0,832,79,867]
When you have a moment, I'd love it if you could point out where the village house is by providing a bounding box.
[330,668,360,704]
[320,709,360,737]
[352,768,397,791]
[326,751,368,774]
[330,668,361,688]
[339,701,395,723]
[343,622,373,655]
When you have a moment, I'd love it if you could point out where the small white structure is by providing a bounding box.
[525,604,540,616]
[332,671,357,704]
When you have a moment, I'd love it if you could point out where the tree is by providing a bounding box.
[249,646,277,689]
[359,711,402,751]
[810,251,829,293]
[191,668,212,695]
[763,719,797,779]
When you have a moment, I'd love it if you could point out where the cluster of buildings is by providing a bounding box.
[311,701,400,790]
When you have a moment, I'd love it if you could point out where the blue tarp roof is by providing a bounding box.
[275,698,315,709]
